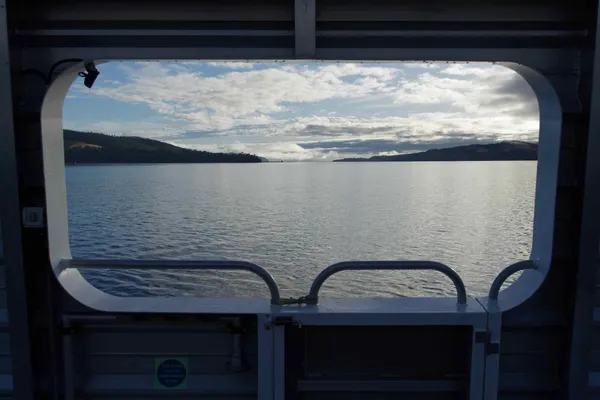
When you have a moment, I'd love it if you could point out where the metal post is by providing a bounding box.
[470,326,487,399]
[273,325,285,400]
[257,314,274,400]
[483,312,502,400]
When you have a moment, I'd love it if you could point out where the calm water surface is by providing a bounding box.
[66,162,536,299]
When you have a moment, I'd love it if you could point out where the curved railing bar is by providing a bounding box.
[306,261,468,305]
[65,259,282,305]
[488,260,537,300]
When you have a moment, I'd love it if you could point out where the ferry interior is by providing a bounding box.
[1,0,600,399]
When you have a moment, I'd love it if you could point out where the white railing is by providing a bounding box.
[66,258,533,304]
[67,259,282,304]
[488,260,537,300]
[305,261,468,305]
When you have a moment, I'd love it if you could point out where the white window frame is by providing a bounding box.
[41,61,561,315]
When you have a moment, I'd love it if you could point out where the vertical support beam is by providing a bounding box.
[567,2,600,397]
[0,1,35,399]
[470,320,488,400]
[294,0,315,59]
[273,325,285,400]
[257,315,274,400]
[483,312,502,400]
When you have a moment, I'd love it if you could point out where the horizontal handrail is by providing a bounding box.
[488,260,536,300]
[306,261,467,305]
[64,259,282,305]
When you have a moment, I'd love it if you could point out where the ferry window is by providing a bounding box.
[62,62,539,299]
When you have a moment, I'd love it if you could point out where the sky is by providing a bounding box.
[63,61,539,161]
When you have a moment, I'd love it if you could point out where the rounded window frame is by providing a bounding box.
[42,61,561,313]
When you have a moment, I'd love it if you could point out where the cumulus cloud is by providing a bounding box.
[299,135,515,156]
[67,61,539,160]
[393,65,537,118]
[288,113,537,139]
[164,112,536,142]
[403,63,440,69]
[65,120,186,138]
[172,141,339,162]
[90,62,401,131]
[206,62,256,69]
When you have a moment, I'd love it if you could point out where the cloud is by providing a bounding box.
[172,141,339,162]
[206,62,256,69]
[299,135,513,156]
[182,113,537,141]
[480,74,539,118]
[403,63,440,69]
[392,64,538,120]
[169,130,525,161]
[64,120,186,138]
[90,63,401,130]
[66,62,540,160]
[439,64,493,76]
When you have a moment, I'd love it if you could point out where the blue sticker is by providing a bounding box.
[155,358,188,389]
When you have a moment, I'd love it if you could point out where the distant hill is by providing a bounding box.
[334,141,537,162]
[63,130,261,164]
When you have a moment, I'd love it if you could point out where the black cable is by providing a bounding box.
[47,58,83,81]
[20,58,84,86]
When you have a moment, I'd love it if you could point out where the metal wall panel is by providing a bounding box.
[497,327,564,397]
[316,0,588,22]
[11,0,294,23]
[286,326,471,399]
[66,320,258,399]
